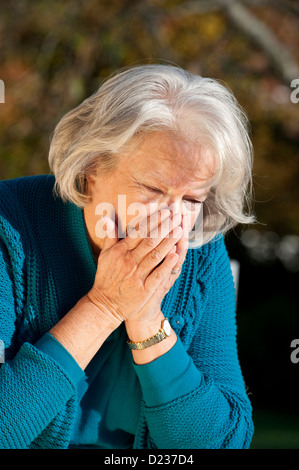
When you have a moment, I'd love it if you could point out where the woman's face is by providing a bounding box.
[85,131,216,253]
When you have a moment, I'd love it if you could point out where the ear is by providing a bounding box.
[85,169,99,199]
[86,173,97,186]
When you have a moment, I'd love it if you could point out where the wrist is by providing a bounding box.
[125,312,177,365]
[85,291,123,331]
[125,310,164,343]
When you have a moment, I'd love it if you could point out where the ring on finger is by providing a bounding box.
[171,267,182,275]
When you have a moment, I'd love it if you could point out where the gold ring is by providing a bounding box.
[171,268,181,275]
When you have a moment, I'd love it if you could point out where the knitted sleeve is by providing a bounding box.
[139,236,254,449]
[0,210,79,449]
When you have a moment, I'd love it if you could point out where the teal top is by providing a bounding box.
[36,330,202,448]
[0,175,254,449]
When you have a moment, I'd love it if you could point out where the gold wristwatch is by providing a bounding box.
[127,318,172,350]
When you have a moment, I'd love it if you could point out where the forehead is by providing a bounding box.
[124,132,216,186]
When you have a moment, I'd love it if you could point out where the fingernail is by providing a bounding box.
[161,209,170,219]
[173,226,182,238]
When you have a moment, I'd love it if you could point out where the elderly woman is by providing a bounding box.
[0,64,254,449]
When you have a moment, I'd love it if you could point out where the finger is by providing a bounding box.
[116,207,167,253]
[170,214,189,274]
[144,251,179,293]
[124,207,171,250]
[131,212,182,265]
[137,225,183,281]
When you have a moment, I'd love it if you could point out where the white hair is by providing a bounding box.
[48,64,255,246]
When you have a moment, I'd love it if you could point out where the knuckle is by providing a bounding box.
[162,281,170,292]
[149,248,161,262]
[111,244,138,273]
[144,236,156,248]
[153,269,164,281]
[113,242,127,257]
[124,254,137,272]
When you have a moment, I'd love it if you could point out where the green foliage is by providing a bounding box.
[0,0,298,235]
[1,1,299,448]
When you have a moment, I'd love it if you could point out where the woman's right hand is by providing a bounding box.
[86,208,183,325]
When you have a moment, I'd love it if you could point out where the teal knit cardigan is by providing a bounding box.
[0,175,253,449]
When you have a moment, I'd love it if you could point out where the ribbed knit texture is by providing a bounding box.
[0,175,254,449]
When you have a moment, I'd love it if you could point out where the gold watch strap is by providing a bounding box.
[127,318,171,350]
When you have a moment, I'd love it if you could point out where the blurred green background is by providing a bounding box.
[1,0,299,449]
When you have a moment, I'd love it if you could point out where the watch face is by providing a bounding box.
[163,318,171,336]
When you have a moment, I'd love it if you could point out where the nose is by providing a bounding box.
[168,200,181,216]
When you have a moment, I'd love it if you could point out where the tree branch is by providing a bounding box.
[168,0,299,84]
[220,0,299,84]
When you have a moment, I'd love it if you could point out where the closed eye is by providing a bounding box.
[183,198,203,205]
[144,185,163,194]
[144,185,203,205]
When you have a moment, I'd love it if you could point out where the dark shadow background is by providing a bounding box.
[1,0,299,449]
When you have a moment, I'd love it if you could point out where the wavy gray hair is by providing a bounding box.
[48,64,255,246]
